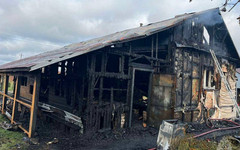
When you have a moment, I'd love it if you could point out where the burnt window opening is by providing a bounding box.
[21,77,28,86]
[29,85,33,94]
[57,61,68,76]
[64,61,68,76]
[106,54,120,73]
[203,26,210,45]
[191,20,198,40]
[71,61,75,74]
[203,69,215,89]
[58,62,62,75]
[41,67,45,74]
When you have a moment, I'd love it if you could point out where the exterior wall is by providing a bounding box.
[173,48,205,121]
[173,47,237,121]
[19,76,34,100]
[148,74,175,127]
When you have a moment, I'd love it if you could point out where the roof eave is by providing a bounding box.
[0,67,30,73]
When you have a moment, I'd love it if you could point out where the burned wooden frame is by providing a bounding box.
[0,8,239,136]
[0,72,40,137]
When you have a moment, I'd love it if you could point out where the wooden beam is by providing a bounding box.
[99,53,105,103]
[129,68,135,127]
[1,75,8,114]
[28,73,41,138]
[88,54,96,103]
[11,76,20,124]
[108,51,167,63]
[151,36,154,65]
[92,72,130,79]
[0,92,32,108]
[156,33,159,59]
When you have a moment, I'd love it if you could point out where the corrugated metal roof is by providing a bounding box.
[0,8,221,72]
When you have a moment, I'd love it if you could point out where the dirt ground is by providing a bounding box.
[2,113,240,150]
[27,120,158,150]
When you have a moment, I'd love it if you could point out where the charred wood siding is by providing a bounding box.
[19,76,34,100]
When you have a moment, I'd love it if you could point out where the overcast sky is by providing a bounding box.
[0,0,239,65]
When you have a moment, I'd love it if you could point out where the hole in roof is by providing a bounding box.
[59,56,65,58]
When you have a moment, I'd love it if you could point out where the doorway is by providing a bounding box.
[129,68,153,127]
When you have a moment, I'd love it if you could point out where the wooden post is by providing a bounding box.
[79,76,84,115]
[1,75,8,114]
[11,76,20,124]
[29,73,40,138]
[99,53,105,103]
[129,68,135,127]
[156,33,158,59]
[151,36,154,58]
[126,44,132,127]
[88,54,96,103]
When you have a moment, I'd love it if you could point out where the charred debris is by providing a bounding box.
[0,8,239,140]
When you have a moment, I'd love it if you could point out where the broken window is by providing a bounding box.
[21,77,27,86]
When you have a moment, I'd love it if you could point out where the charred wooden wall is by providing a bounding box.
[172,15,238,122]
[173,48,215,121]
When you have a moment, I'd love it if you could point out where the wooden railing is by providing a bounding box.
[0,74,40,138]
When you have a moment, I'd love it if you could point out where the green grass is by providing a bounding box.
[0,114,28,150]
[170,134,240,150]
[170,135,217,150]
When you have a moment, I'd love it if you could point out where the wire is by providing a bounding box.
[228,0,240,12]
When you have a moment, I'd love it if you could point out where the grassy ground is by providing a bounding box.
[0,114,28,150]
[170,135,217,150]
[170,135,240,150]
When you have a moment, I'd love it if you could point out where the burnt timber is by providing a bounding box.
[0,8,239,137]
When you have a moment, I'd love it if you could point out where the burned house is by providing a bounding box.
[0,8,239,138]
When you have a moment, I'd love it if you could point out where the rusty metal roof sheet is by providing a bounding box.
[0,8,223,72]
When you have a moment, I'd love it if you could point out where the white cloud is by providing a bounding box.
[0,0,239,65]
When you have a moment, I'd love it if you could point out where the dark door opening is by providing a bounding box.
[130,69,152,127]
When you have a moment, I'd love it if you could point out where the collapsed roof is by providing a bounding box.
[0,8,239,72]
